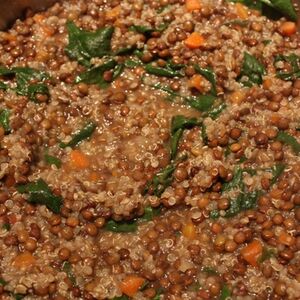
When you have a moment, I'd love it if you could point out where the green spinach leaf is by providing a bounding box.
[220,284,231,300]
[65,21,114,66]
[194,65,217,96]
[62,261,77,286]
[274,54,300,81]
[276,131,300,155]
[145,64,184,78]
[142,163,176,197]
[260,0,297,21]
[270,163,286,185]
[75,59,119,88]
[258,247,276,263]
[59,121,96,149]
[17,179,63,214]
[0,109,11,133]
[238,52,266,86]
[185,94,216,112]
[44,154,62,168]
[2,223,11,231]
[0,66,49,101]
[0,278,7,286]
[104,219,138,233]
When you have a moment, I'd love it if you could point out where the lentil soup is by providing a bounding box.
[0,0,300,299]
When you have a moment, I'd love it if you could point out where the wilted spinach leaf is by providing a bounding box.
[220,284,231,300]
[59,121,96,149]
[44,154,62,168]
[65,21,114,66]
[0,67,49,101]
[185,94,216,112]
[270,163,286,185]
[104,219,138,233]
[17,179,63,214]
[0,109,11,134]
[258,247,276,263]
[75,59,119,88]
[276,131,300,155]
[274,54,300,81]
[238,52,266,86]
[62,261,77,286]
[194,65,217,96]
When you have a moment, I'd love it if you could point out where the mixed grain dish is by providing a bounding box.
[0,0,300,299]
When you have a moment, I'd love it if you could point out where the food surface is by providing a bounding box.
[0,0,299,299]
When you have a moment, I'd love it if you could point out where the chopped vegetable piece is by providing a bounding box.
[75,59,120,88]
[0,66,49,101]
[59,121,96,149]
[240,239,263,267]
[220,284,231,300]
[185,32,205,49]
[129,24,168,36]
[185,0,201,11]
[145,64,184,78]
[202,266,219,275]
[222,167,244,192]
[139,206,161,222]
[279,21,297,36]
[62,261,77,286]
[238,52,266,87]
[206,102,227,119]
[112,296,129,300]
[0,278,7,286]
[258,247,276,263]
[189,74,204,92]
[194,65,217,96]
[44,154,61,168]
[120,276,145,297]
[13,251,36,269]
[17,179,63,214]
[65,21,114,66]
[274,54,300,81]
[182,222,197,239]
[201,124,208,144]
[276,131,300,155]
[104,220,138,233]
[224,190,260,217]
[185,94,216,112]
[278,232,296,246]
[0,109,11,133]
[2,223,11,231]
[69,150,90,169]
[270,163,286,185]
[235,2,248,19]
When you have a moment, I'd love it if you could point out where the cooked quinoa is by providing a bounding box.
[0,0,299,299]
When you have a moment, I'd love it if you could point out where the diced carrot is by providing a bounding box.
[182,222,197,239]
[120,275,145,297]
[88,171,100,182]
[33,14,45,24]
[263,78,272,90]
[185,0,201,12]
[70,150,90,169]
[189,74,204,92]
[240,239,263,267]
[229,90,246,104]
[279,21,297,37]
[235,3,248,20]
[278,232,296,246]
[106,5,121,20]
[185,32,205,49]
[13,252,36,269]
[270,113,280,125]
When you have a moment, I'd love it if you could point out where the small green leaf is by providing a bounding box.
[62,261,77,286]
[274,54,300,81]
[0,81,8,90]
[104,219,138,233]
[276,131,300,155]
[185,94,216,112]
[238,52,266,87]
[59,121,96,149]
[220,284,231,300]
[194,65,217,96]
[44,154,62,168]
[206,102,227,119]
[65,21,114,66]
[210,210,220,219]
[75,59,118,88]
[112,296,130,300]
[0,109,11,134]
[201,124,208,145]
[258,247,276,263]
[202,266,219,275]
[124,59,142,68]
[270,163,286,185]
[0,278,7,286]
[17,179,63,214]
[140,206,161,222]
[260,0,297,21]
[142,163,176,197]
[145,64,184,78]
[2,223,11,231]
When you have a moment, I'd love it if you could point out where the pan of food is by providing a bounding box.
[0,0,299,299]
